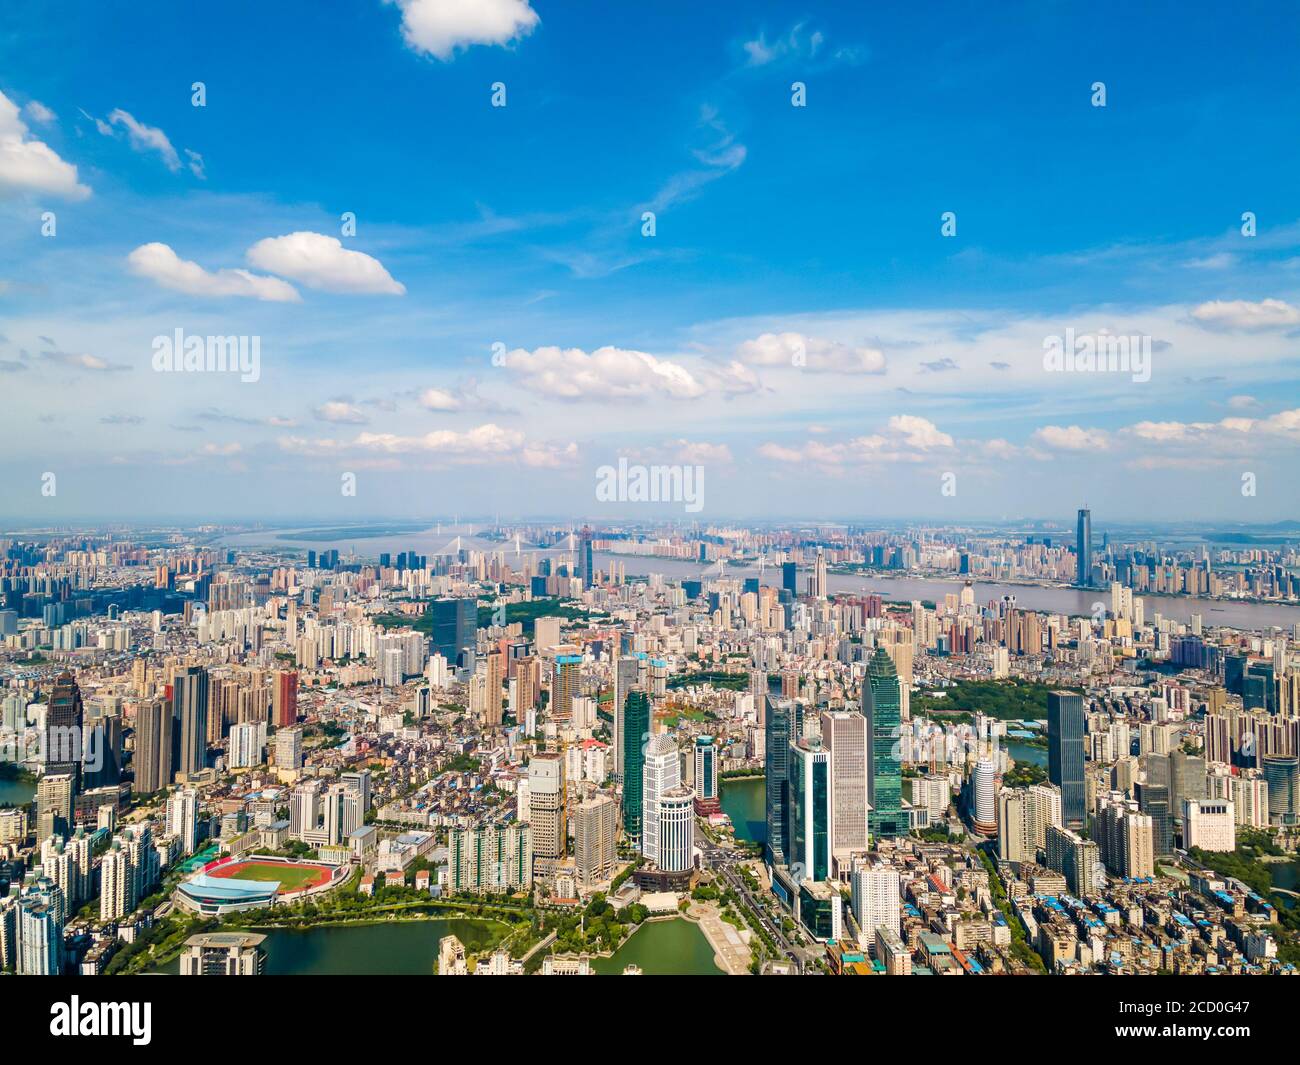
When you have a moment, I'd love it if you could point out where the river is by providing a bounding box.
[217,525,1298,631]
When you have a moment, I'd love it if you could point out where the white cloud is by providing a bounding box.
[23,100,56,124]
[1032,425,1109,451]
[106,109,182,171]
[246,232,405,295]
[887,414,952,449]
[278,422,575,466]
[0,90,90,200]
[670,440,733,464]
[1191,298,1300,331]
[127,243,301,302]
[735,331,886,375]
[497,345,759,401]
[758,416,952,471]
[417,387,463,411]
[386,0,539,60]
[314,401,369,425]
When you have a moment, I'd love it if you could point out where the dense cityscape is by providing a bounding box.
[2,0,1296,1039]
[1,514,1298,980]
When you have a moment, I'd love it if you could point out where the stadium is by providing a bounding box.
[175,855,345,916]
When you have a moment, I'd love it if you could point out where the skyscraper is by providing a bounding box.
[821,711,868,858]
[781,560,798,598]
[1048,690,1086,828]
[577,525,594,588]
[764,697,795,867]
[527,753,565,862]
[1076,508,1093,588]
[613,655,641,779]
[132,697,172,795]
[574,795,617,886]
[44,671,84,785]
[656,786,696,873]
[692,735,720,815]
[865,648,905,839]
[621,691,651,840]
[430,597,477,667]
[273,670,298,729]
[788,739,831,883]
[642,733,680,866]
[552,655,582,721]
[172,666,209,779]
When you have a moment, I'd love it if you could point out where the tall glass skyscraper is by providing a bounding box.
[788,739,831,882]
[430,597,476,666]
[621,691,651,840]
[1076,508,1092,588]
[764,697,794,867]
[865,648,905,839]
[1048,690,1086,827]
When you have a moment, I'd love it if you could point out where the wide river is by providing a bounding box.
[218,525,1299,631]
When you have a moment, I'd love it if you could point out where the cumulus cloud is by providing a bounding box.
[246,232,405,295]
[127,243,300,302]
[734,332,886,375]
[887,414,953,449]
[1191,298,1300,331]
[497,345,759,401]
[1032,425,1109,451]
[314,401,370,425]
[386,0,539,60]
[758,415,952,471]
[0,90,90,200]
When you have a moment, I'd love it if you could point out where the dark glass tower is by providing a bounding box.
[430,597,477,666]
[578,526,594,587]
[172,666,209,778]
[865,648,905,839]
[764,697,794,867]
[782,561,798,598]
[44,671,84,786]
[621,691,651,839]
[1076,508,1093,588]
[1048,690,1086,827]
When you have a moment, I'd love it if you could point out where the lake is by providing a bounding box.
[591,916,724,975]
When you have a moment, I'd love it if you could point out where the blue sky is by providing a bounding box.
[2,0,1300,524]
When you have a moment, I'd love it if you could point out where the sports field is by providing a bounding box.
[208,860,333,894]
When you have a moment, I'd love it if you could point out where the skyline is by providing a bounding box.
[4,1,1300,521]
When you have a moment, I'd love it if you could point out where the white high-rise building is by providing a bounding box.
[642,733,680,866]
[1184,799,1236,852]
[850,862,901,949]
[99,842,134,921]
[821,711,869,859]
[166,789,200,855]
[657,785,696,873]
[972,758,997,836]
[229,721,267,769]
